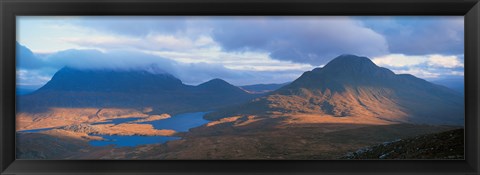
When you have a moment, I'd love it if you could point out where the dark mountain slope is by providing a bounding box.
[18,67,257,115]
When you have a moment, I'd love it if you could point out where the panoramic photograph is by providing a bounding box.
[15,16,465,160]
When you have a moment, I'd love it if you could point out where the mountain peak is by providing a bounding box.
[198,78,233,88]
[206,78,229,84]
[307,54,395,83]
[323,54,377,70]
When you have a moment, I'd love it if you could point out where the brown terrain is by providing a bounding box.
[17,113,460,159]
[16,108,149,131]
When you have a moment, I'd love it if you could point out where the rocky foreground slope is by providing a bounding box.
[342,128,464,159]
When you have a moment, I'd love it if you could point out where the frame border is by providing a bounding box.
[1,0,479,174]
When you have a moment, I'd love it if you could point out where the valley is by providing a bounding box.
[16,54,465,160]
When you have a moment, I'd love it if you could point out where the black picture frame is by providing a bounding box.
[1,0,479,174]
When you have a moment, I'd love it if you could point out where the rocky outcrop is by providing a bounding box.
[61,124,100,133]
[60,123,176,136]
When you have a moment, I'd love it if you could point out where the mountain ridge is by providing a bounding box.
[36,66,186,93]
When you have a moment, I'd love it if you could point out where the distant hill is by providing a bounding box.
[240,82,290,94]
[431,78,464,95]
[198,78,248,95]
[206,54,464,125]
[18,66,258,115]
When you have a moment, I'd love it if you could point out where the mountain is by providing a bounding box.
[205,55,464,125]
[198,78,247,94]
[240,82,290,94]
[36,67,185,93]
[17,42,45,69]
[189,78,259,108]
[18,66,257,114]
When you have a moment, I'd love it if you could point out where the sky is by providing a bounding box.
[16,16,464,88]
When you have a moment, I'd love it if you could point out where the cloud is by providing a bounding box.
[61,36,141,49]
[60,34,315,73]
[16,69,53,87]
[372,54,463,69]
[393,68,441,79]
[16,44,303,86]
[372,54,464,79]
[61,16,391,65]
[63,34,217,52]
[359,16,463,55]
[26,16,463,67]
[44,49,307,85]
[450,71,464,76]
[371,54,428,67]
[427,55,463,68]
[73,16,189,37]
[211,17,389,65]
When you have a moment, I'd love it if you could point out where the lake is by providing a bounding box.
[88,111,210,147]
[145,112,211,132]
[18,127,56,133]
